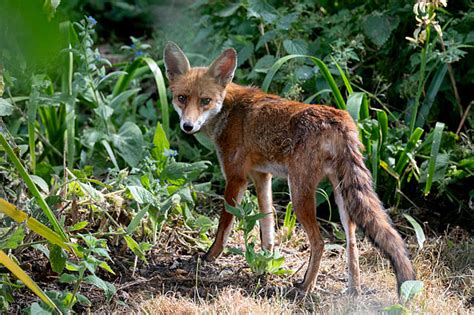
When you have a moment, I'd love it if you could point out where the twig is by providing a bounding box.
[456,101,472,135]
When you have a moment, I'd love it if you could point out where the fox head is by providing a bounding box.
[163,42,237,134]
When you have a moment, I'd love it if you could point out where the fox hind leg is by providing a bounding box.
[289,174,324,292]
[329,175,361,295]
[251,171,274,252]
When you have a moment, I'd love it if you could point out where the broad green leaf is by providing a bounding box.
[400,280,424,304]
[253,55,276,73]
[362,12,399,47]
[59,273,77,284]
[247,0,278,23]
[424,122,445,195]
[194,132,214,152]
[283,39,308,55]
[83,275,116,302]
[49,244,66,273]
[127,186,155,205]
[224,202,243,218]
[151,122,170,163]
[30,175,49,194]
[347,92,365,121]
[111,122,144,167]
[108,88,140,109]
[0,98,13,116]
[127,205,149,234]
[403,214,425,249]
[416,64,448,128]
[256,31,277,50]
[0,226,25,250]
[216,2,241,17]
[94,105,114,121]
[0,250,60,312]
[376,110,388,145]
[123,235,147,262]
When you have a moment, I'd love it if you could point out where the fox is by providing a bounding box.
[163,41,416,295]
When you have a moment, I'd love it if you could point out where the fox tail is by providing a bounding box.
[337,129,416,292]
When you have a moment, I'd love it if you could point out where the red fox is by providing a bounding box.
[163,42,416,295]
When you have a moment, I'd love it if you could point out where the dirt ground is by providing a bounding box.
[105,225,472,315]
[9,220,472,314]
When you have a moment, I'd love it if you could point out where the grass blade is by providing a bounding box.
[27,88,39,173]
[376,110,388,145]
[141,57,169,136]
[403,213,426,249]
[424,122,445,195]
[262,54,345,109]
[395,127,424,175]
[0,133,68,241]
[347,92,365,121]
[416,63,448,128]
[0,250,60,313]
[331,57,353,94]
[0,198,77,255]
[113,57,170,135]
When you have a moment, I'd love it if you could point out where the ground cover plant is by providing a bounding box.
[0,0,472,313]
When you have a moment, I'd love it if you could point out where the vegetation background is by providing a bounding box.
[0,0,472,313]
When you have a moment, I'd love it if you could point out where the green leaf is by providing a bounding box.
[416,64,448,128]
[256,30,277,50]
[49,244,66,273]
[70,221,88,232]
[383,304,409,315]
[247,0,278,23]
[216,2,241,17]
[395,128,424,174]
[127,205,149,234]
[224,202,243,218]
[30,175,49,194]
[151,122,170,163]
[424,122,445,195]
[111,122,144,167]
[403,214,425,250]
[123,235,147,262]
[83,275,116,302]
[376,110,388,145]
[0,98,13,116]
[76,293,91,306]
[194,132,214,152]
[362,12,399,47]
[58,273,78,284]
[0,226,25,250]
[108,88,140,109]
[347,92,365,121]
[283,39,308,55]
[127,186,155,205]
[93,105,114,121]
[400,280,424,304]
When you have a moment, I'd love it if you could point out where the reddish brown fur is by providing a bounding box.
[164,43,416,296]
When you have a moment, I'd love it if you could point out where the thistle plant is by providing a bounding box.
[405,0,448,134]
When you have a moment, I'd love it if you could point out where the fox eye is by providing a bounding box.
[177,95,187,103]
[200,98,211,106]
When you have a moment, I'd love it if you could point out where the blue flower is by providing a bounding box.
[163,148,178,158]
[134,50,144,58]
[130,43,136,49]
[86,16,97,26]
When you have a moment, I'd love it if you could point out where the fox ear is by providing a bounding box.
[163,42,190,81]
[207,48,237,86]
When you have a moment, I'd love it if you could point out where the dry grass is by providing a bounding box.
[115,226,472,315]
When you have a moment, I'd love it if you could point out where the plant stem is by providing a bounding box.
[409,26,431,134]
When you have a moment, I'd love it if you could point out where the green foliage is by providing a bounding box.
[226,194,292,276]
[0,0,472,312]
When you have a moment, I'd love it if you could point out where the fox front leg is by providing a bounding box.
[203,176,248,261]
[251,171,275,252]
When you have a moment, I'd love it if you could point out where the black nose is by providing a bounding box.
[182,122,194,132]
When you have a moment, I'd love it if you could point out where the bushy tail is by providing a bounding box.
[338,130,416,292]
